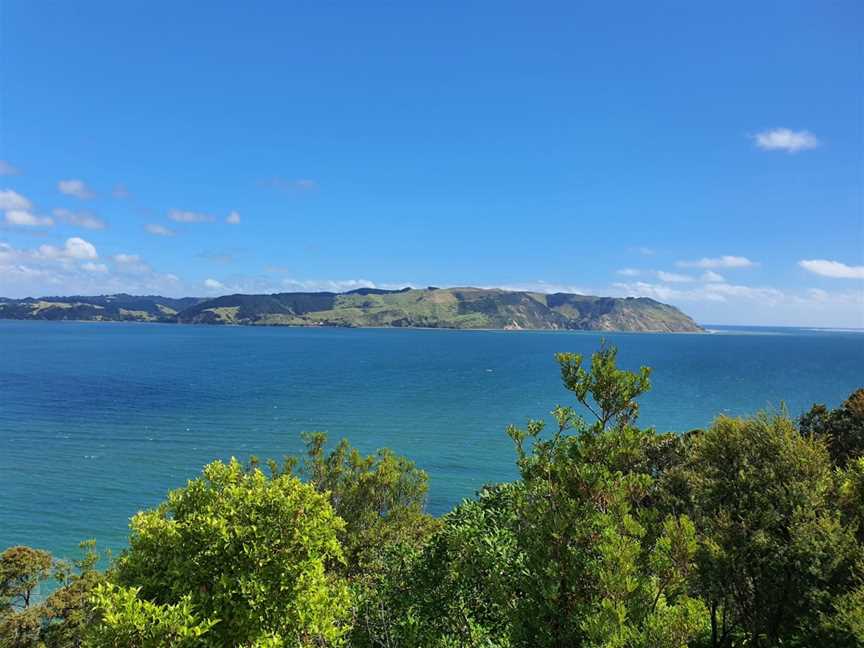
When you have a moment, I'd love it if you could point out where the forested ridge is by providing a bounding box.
[2,345,862,647]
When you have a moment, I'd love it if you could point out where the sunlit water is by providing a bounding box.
[1,321,861,561]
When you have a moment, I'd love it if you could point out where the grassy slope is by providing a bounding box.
[178,287,703,332]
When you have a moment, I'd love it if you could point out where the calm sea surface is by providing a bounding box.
[1,321,862,560]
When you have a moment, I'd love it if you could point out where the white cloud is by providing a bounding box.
[0,189,32,211]
[489,280,589,294]
[617,268,641,277]
[701,271,725,282]
[657,271,694,283]
[169,209,213,223]
[64,237,98,259]
[0,161,20,176]
[613,280,786,306]
[0,241,186,298]
[0,191,45,227]
[226,210,241,224]
[37,237,98,261]
[114,253,141,264]
[677,255,755,269]
[113,253,151,274]
[204,278,225,290]
[4,210,53,227]
[612,281,698,303]
[799,259,864,279]
[703,282,785,304]
[613,274,860,326]
[145,223,175,237]
[281,277,379,292]
[754,128,820,153]
[53,208,106,230]
[58,179,95,199]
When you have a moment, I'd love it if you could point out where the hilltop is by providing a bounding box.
[0,287,703,332]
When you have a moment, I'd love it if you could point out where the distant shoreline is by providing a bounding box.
[0,317,709,334]
[0,287,705,333]
[4,319,860,333]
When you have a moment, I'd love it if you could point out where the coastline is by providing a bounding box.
[0,317,708,334]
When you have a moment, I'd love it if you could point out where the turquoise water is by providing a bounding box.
[1,321,862,560]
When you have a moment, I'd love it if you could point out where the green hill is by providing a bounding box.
[0,294,201,322]
[0,287,703,332]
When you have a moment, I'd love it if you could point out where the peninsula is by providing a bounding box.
[0,287,703,332]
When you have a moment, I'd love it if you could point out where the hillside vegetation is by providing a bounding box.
[0,287,703,332]
[2,344,862,647]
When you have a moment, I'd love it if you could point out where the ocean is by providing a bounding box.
[1,320,862,561]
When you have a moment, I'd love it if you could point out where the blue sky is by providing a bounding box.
[1,1,862,326]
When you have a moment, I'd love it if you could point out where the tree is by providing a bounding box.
[350,483,521,648]
[0,541,104,648]
[686,412,862,647]
[800,388,864,466]
[0,546,52,612]
[839,457,864,544]
[101,458,351,647]
[0,547,52,648]
[351,344,709,648]
[503,346,707,648]
[274,434,441,646]
[39,540,105,647]
[554,344,652,432]
[285,432,439,578]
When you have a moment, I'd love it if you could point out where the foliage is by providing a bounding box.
[272,432,441,644]
[104,458,350,647]
[87,583,217,647]
[839,457,864,543]
[350,483,521,647]
[553,345,652,430]
[354,345,709,647]
[0,540,105,648]
[283,432,439,577]
[814,580,864,647]
[502,346,707,648]
[800,388,864,466]
[685,412,862,647]
[0,546,52,613]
